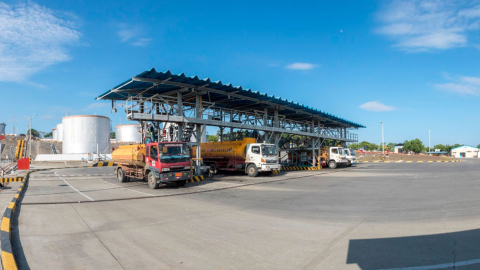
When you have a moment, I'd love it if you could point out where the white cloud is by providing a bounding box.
[376,0,480,51]
[117,24,151,46]
[359,101,396,112]
[435,75,480,95]
[285,63,318,70]
[0,2,81,82]
[131,38,152,47]
[117,29,136,42]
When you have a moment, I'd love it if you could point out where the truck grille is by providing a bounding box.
[265,159,277,164]
[168,167,187,172]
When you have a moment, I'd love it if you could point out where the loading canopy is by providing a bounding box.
[97,68,365,129]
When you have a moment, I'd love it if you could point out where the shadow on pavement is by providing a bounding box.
[346,228,480,269]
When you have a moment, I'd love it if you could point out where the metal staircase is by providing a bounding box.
[51,144,57,154]
[183,123,196,142]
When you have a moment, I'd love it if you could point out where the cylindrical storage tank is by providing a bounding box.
[52,128,57,141]
[115,124,141,143]
[56,123,63,142]
[63,115,111,154]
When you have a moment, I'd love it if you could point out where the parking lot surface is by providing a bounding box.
[12,161,480,269]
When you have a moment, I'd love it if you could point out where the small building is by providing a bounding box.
[394,143,404,154]
[450,145,480,158]
[427,151,448,156]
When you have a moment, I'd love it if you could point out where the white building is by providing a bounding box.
[394,143,404,154]
[450,145,480,158]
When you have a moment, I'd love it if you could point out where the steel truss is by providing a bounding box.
[110,87,359,172]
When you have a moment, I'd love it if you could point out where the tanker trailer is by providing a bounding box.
[113,142,192,189]
[193,138,280,177]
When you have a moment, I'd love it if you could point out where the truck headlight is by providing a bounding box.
[162,168,170,172]
[184,166,190,170]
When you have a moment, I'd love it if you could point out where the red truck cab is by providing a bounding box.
[145,142,192,189]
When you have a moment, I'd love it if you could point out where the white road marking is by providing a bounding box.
[54,171,95,201]
[376,258,480,270]
[98,179,154,197]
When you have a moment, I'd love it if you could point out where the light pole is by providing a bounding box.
[24,114,37,159]
[381,121,384,155]
[429,130,431,154]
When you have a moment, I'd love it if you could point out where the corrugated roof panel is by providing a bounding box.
[97,68,365,128]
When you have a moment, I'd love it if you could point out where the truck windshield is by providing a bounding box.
[262,145,277,156]
[344,149,350,155]
[351,150,356,156]
[159,144,189,159]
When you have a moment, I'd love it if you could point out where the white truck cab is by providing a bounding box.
[322,147,348,169]
[344,148,357,167]
[245,143,281,177]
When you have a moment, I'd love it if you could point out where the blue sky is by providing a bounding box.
[1,0,480,146]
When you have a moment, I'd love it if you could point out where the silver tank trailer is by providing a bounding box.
[56,123,63,142]
[115,124,141,143]
[63,115,111,154]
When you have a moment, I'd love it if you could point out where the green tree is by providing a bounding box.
[44,132,53,138]
[403,138,425,154]
[26,128,39,137]
[359,141,371,150]
[348,143,361,150]
[433,144,446,152]
[111,132,116,139]
[445,144,462,153]
[477,144,480,149]
[207,135,219,142]
[387,142,396,151]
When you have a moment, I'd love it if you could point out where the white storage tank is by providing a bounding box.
[115,124,141,143]
[63,115,111,154]
[52,128,57,141]
[56,123,63,142]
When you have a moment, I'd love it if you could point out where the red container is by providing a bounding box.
[0,135,5,140]
[17,158,30,170]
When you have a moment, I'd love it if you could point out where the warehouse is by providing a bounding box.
[450,145,480,158]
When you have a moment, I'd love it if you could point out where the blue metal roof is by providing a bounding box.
[451,145,479,150]
[97,68,365,128]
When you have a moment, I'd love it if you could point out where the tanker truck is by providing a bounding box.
[193,138,280,177]
[320,146,348,169]
[112,142,192,189]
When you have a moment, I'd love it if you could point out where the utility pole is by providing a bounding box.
[25,114,37,159]
[429,130,431,154]
[381,121,384,155]
[13,110,15,135]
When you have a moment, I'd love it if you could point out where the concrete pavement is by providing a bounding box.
[13,161,480,269]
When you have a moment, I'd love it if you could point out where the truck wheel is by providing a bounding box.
[117,168,127,183]
[209,164,217,175]
[175,180,186,187]
[148,171,159,189]
[328,161,337,169]
[247,164,258,177]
